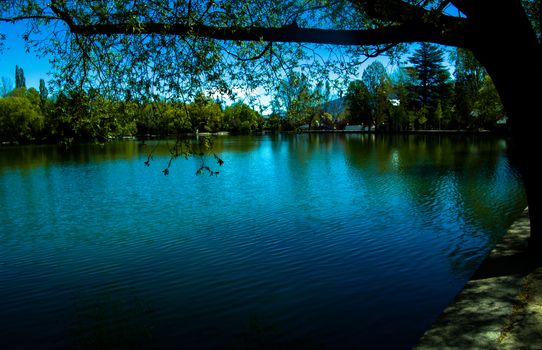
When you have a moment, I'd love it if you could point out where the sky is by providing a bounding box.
[0,22,53,90]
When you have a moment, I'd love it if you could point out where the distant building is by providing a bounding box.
[344,125,363,131]
[496,115,508,125]
[389,99,400,107]
[388,92,400,107]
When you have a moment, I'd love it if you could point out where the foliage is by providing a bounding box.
[273,71,320,127]
[405,43,451,129]
[6,86,27,98]
[362,61,391,128]
[224,102,262,133]
[0,1,539,119]
[264,113,283,132]
[0,74,268,144]
[452,49,484,128]
[389,68,415,130]
[26,87,40,106]
[320,112,334,128]
[132,92,265,136]
[474,76,504,129]
[345,80,371,125]
[39,79,48,103]
[452,48,503,129]
[15,65,25,89]
[0,1,537,135]
[187,92,224,133]
[1,76,13,96]
[0,58,507,145]
[389,103,409,131]
[522,0,541,41]
[1,0,373,104]
[0,95,43,143]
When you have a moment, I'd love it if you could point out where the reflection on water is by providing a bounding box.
[72,285,156,350]
[0,134,526,349]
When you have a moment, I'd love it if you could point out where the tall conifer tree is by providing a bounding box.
[406,43,451,127]
[407,44,449,106]
[39,79,48,102]
[15,65,26,89]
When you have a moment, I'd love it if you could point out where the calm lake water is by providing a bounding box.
[0,134,527,349]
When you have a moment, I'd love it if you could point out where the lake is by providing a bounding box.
[0,133,527,349]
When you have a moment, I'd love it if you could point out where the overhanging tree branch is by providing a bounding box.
[0,15,61,22]
[67,21,470,48]
[44,0,471,50]
[50,0,76,28]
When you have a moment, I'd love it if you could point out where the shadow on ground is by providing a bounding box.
[415,209,542,350]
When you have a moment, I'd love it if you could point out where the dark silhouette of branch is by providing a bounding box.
[0,15,61,22]
[63,21,469,48]
[6,0,471,50]
[50,0,77,28]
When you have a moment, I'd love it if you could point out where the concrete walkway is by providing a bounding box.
[415,209,542,349]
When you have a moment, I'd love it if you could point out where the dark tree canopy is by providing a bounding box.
[346,79,371,125]
[404,43,452,128]
[39,78,48,102]
[407,43,449,107]
[452,48,491,128]
[361,61,391,127]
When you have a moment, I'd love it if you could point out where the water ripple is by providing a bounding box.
[0,135,527,350]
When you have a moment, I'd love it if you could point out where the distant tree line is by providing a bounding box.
[351,46,505,131]
[0,46,505,144]
[272,46,504,132]
[0,67,266,145]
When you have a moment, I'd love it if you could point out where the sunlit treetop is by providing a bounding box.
[0,1,540,105]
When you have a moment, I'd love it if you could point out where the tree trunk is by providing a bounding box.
[469,2,542,251]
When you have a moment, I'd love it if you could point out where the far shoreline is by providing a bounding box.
[0,129,511,147]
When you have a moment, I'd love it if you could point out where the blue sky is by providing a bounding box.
[0,22,52,90]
